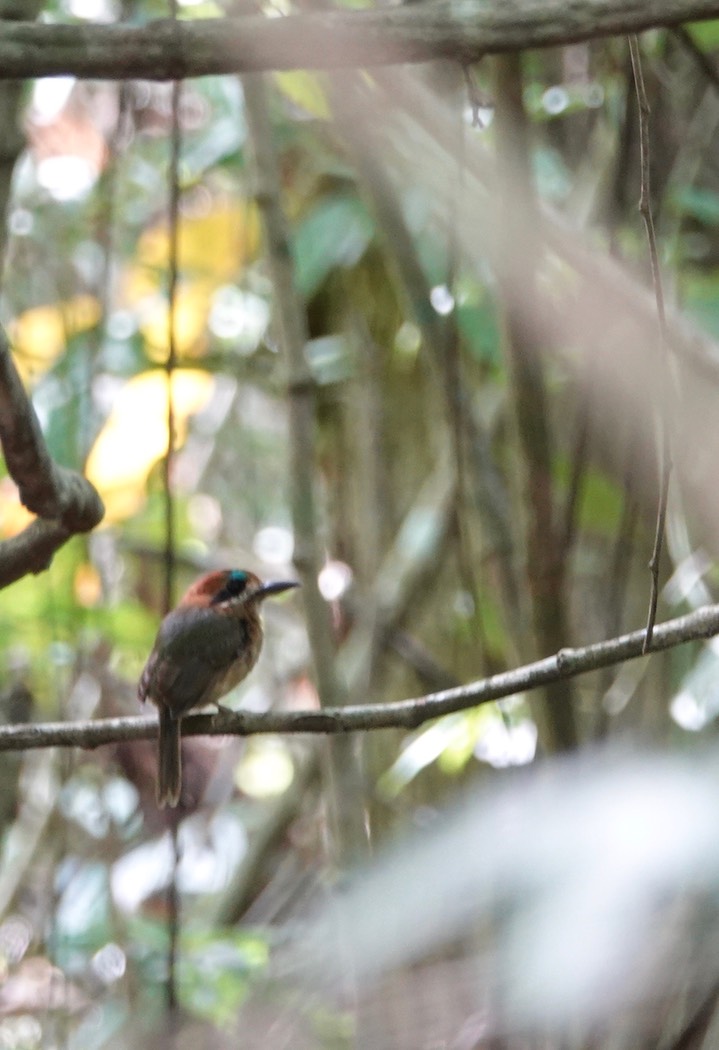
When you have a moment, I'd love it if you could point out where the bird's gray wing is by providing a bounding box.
[139,608,248,716]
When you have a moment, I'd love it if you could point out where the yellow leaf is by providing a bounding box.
[134,201,260,287]
[122,266,158,306]
[10,295,102,383]
[85,369,214,523]
[139,281,214,361]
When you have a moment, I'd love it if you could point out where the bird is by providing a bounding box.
[138,569,299,808]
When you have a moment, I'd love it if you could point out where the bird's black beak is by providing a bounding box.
[256,580,300,600]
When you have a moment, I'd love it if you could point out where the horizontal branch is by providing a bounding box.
[2,602,718,752]
[2,0,719,80]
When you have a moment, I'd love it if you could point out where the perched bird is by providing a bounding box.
[139,569,298,808]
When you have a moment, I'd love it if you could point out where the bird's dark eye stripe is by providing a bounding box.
[211,571,248,605]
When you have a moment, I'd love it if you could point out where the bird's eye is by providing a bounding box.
[227,571,248,596]
[211,570,249,605]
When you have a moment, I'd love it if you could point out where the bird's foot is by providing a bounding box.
[212,702,235,724]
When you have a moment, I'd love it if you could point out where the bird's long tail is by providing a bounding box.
[157,707,182,808]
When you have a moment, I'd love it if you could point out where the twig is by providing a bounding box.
[0,2,719,80]
[163,76,181,616]
[628,36,672,651]
[462,65,485,128]
[163,1,181,1014]
[0,602,717,751]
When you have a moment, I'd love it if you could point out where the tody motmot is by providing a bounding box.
[139,569,298,807]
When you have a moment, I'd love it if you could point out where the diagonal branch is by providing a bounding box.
[0,328,104,586]
[0,330,102,526]
[1,602,718,752]
[0,1,717,81]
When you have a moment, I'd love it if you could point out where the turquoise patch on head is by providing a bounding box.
[211,570,250,605]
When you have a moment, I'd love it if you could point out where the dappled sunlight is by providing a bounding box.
[85,369,214,521]
[136,280,215,360]
[134,201,260,284]
[10,296,101,383]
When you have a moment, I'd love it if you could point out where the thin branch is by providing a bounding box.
[1,602,718,752]
[0,1,718,81]
[164,1,180,1014]
[628,36,672,651]
[163,77,181,616]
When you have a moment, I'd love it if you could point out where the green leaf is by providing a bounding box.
[681,271,719,340]
[178,927,269,1026]
[554,457,624,535]
[533,147,572,203]
[457,292,502,366]
[685,19,719,51]
[671,185,719,226]
[293,195,374,299]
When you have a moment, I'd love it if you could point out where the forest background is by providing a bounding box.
[2,1,719,1048]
